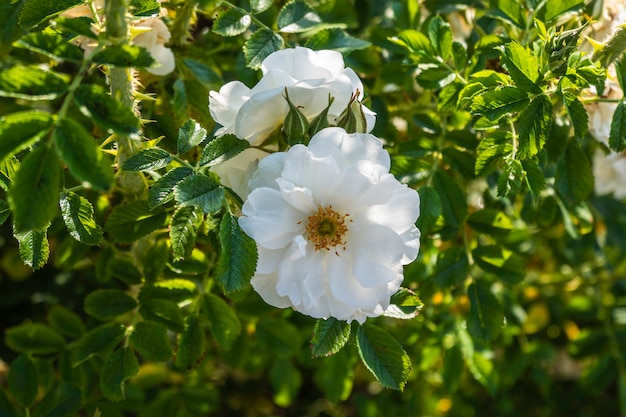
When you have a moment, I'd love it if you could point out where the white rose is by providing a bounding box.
[212,148,270,200]
[209,47,376,145]
[133,17,175,76]
[593,149,626,199]
[238,127,420,323]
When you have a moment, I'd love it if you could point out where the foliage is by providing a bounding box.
[1,0,626,416]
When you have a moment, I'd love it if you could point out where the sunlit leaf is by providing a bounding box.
[216,212,257,293]
[122,148,172,172]
[59,191,103,246]
[311,318,351,357]
[0,65,68,100]
[19,0,82,28]
[15,228,49,270]
[213,8,251,37]
[277,0,322,33]
[243,28,284,69]
[304,28,370,54]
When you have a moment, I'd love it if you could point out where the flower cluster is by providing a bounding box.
[61,0,175,76]
[209,47,420,323]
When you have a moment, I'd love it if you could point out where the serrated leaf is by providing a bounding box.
[19,0,82,28]
[5,323,65,355]
[256,318,301,357]
[130,0,160,16]
[416,185,442,231]
[148,166,194,209]
[16,30,84,62]
[139,278,197,303]
[199,134,250,167]
[0,65,68,100]
[129,320,173,361]
[53,117,114,191]
[251,0,274,13]
[499,41,542,93]
[8,355,38,408]
[107,256,143,285]
[182,59,221,86]
[59,191,103,245]
[72,323,126,365]
[387,288,424,317]
[475,134,512,176]
[356,323,412,391]
[74,84,140,135]
[48,305,85,339]
[497,158,523,197]
[490,0,525,28]
[175,315,205,369]
[610,100,626,152]
[427,16,452,61]
[9,144,60,233]
[277,0,322,33]
[0,157,20,193]
[555,141,593,204]
[104,200,167,243]
[470,86,529,121]
[100,347,139,402]
[84,289,138,321]
[243,28,284,69]
[432,171,467,237]
[178,119,207,155]
[170,205,204,261]
[217,212,257,293]
[0,1,23,56]
[122,148,172,172]
[55,16,98,39]
[562,91,588,142]
[467,209,514,237]
[0,199,9,226]
[143,239,170,283]
[139,299,184,332]
[304,28,370,54]
[213,8,251,37]
[203,293,241,350]
[174,174,225,214]
[472,245,525,285]
[0,110,53,163]
[91,44,155,67]
[416,64,456,89]
[434,247,468,288]
[522,158,545,196]
[311,318,351,357]
[537,0,584,23]
[517,94,552,159]
[467,281,504,342]
[31,383,82,417]
[15,228,49,270]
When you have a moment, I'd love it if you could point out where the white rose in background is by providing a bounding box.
[238,127,420,323]
[208,47,376,145]
[212,148,271,201]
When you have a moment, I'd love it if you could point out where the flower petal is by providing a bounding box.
[251,273,292,308]
[249,152,285,191]
[209,81,251,135]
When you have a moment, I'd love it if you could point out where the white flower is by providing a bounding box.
[593,150,626,199]
[212,148,270,200]
[208,47,376,146]
[133,17,175,76]
[238,127,420,323]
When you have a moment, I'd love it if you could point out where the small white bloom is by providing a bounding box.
[133,17,175,76]
[212,148,270,200]
[209,47,376,145]
[593,150,626,199]
[239,127,420,323]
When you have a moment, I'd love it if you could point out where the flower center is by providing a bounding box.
[305,205,351,253]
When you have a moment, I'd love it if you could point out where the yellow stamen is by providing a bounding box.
[305,205,351,254]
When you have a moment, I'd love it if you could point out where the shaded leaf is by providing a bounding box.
[304,28,371,54]
[91,44,155,68]
[203,293,241,350]
[473,245,525,285]
[311,318,351,357]
[72,323,126,365]
[48,305,85,339]
[467,281,504,342]
[60,191,103,245]
[216,212,257,293]
[434,247,468,288]
[74,84,140,135]
[170,205,204,261]
[16,30,84,62]
[8,355,38,408]
[562,91,588,142]
[84,289,138,321]
[100,347,139,402]
[555,141,593,204]
[175,315,205,369]
[148,166,194,209]
[129,320,173,361]
[610,100,626,152]
[15,228,49,270]
[0,65,68,100]
[140,299,184,333]
[104,200,167,243]
[31,383,82,417]
[5,323,65,355]
[256,318,302,357]
[19,0,82,28]
[0,110,53,163]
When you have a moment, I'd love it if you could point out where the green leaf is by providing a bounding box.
[610,100,626,152]
[130,0,160,16]
[490,0,525,28]
[216,212,257,293]
[140,299,184,333]
[499,41,542,93]
[91,44,155,68]
[442,345,464,393]
[269,360,302,407]
[0,110,53,163]
[122,148,173,172]
[497,158,523,197]
[213,7,251,37]
[178,119,207,155]
[59,191,103,246]
[416,185,442,231]
[107,256,143,285]
[72,323,126,365]
[170,205,204,261]
[467,209,514,237]
[0,156,20,192]
[388,288,424,317]
[536,0,584,22]
[0,65,68,100]
[277,0,322,33]
[304,28,371,54]
[472,245,525,285]
[175,315,206,369]
[31,383,82,417]
[467,281,504,342]
[555,141,593,204]
[8,355,38,408]
[243,28,284,69]
[55,16,98,39]
[562,91,588,142]
[311,318,351,357]
[427,16,452,61]
[182,59,221,86]
[104,200,167,244]
[522,158,545,196]
[0,1,24,56]
[19,0,82,28]
[356,323,412,391]
[16,30,84,62]
[517,94,552,159]
[100,347,139,402]
[432,171,467,237]
[256,318,302,357]
[53,117,114,191]
[143,239,170,283]
[84,289,138,321]
[15,228,49,270]
[48,305,85,339]
[74,84,140,135]
[314,348,356,403]
[434,247,468,288]
[251,0,274,13]
[0,199,9,226]
[5,323,66,355]
[174,174,224,214]
[475,133,512,175]
[139,278,197,303]
[470,86,529,121]
[10,144,59,233]
[415,64,456,89]
[148,166,194,209]
[129,320,173,361]
[200,134,250,167]
[203,293,242,350]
